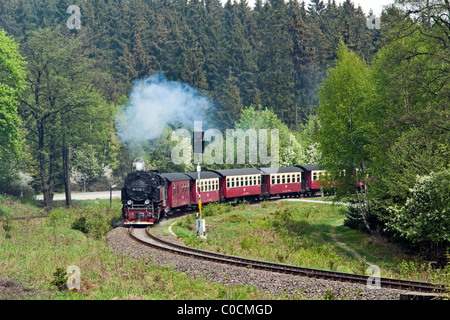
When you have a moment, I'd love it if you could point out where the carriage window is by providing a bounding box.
[240,177,243,186]
[297,174,301,182]
[287,175,291,183]
[215,180,219,190]
[281,175,285,184]
[271,176,275,184]
[227,178,230,188]
[244,176,248,186]
[257,176,261,185]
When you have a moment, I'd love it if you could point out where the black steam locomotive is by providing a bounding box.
[121,170,166,225]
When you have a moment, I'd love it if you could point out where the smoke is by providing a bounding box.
[115,73,211,155]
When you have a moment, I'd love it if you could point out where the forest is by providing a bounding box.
[0,0,448,264]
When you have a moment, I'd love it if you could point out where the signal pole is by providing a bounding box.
[193,121,205,238]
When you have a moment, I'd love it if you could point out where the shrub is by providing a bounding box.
[387,170,450,266]
[202,202,232,217]
[71,208,111,239]
[2,217,12,239]
[271,207,310,236]
[72,216,88,234]
[51,267,68,291]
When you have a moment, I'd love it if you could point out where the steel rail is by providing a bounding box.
[128,227,447,294]
[0,215,49,221]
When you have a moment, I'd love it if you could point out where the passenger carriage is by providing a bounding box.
[259,166,304,198]
[297,165,326,196]
[210,168,262,202]
[183,171,221,205]
[160,173,191,213]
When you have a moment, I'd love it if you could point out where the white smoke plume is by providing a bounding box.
[115,73,211,154]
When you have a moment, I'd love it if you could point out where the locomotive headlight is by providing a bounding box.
[145,199,150,205]
[127,200,132,206]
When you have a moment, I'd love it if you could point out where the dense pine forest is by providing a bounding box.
[0,0,448,264]
[0,0,380,128]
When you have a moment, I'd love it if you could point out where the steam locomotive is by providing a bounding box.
[121,165,326,226]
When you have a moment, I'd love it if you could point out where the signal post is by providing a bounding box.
[193,122,206,238]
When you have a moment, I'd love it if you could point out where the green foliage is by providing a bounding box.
[369,18,449,204]
[71,145,105,186]
[0,29,26,156]
[271,207,310,237]
[72,216,88,234]
[0,28,26,191]
[236,106,314,166]
[51,267,68,291]
[71,208,111,239]
[0,0,380,131]
[202,202,232,217]
[316,41,374,185]
[2,217,12,239]
[387,170,450,246]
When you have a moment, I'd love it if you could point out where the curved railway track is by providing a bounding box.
[129,226,447,294]
[0,215,49,221]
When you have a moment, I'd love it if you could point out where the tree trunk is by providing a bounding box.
[38,119,51,208]
[48,135,56,208]
[354,165,372,235]
[62,133,72,207]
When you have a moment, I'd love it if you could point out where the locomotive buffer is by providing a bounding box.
[193,126,206,238]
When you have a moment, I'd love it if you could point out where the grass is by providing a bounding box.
[0,195,268,300]
[1,194,448,299]
[172,200,450,286]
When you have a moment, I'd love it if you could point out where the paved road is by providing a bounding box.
[36,191,121,201]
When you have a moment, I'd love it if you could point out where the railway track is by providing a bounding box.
[128,226,447,294]
[0,215,49,221]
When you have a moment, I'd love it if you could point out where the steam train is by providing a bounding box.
[121,165,327,226]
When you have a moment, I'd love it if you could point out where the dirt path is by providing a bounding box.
[329,227,378,271]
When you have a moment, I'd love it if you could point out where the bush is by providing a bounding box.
[387,170,450,267]
[51,267,68,291]
[72,216,88,234]
[344,203,386,234]
[202,202,232,217]
[2,217,12,239]
[271,207,310,236]
[71,208,111,239]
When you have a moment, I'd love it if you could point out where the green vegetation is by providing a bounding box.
[0,29,26,196]
[172,200,449,285]
[0,0,447,290]
[313,2,449,265]
[1,195,448,299]
[0,195,267,299]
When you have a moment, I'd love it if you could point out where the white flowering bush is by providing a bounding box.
[387,169,449,265]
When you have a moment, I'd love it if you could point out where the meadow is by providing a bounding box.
[0,195,448,299]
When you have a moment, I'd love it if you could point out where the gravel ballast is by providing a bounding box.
[106,227,412,300]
